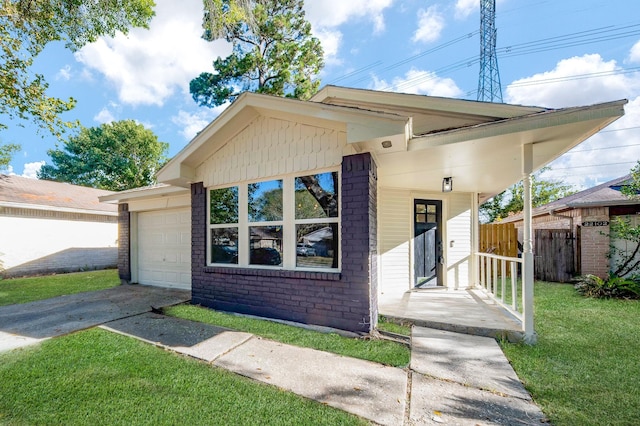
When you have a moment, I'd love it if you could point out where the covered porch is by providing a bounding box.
[379,287,525,342]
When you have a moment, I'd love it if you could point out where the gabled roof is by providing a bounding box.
[500,174,638,223]
[152,85,626,197]
[0,175,117,215]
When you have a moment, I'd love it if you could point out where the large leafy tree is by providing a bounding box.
[190,0,324,107]
[38,120,168,191]
[0,0,155,165]
[480,168,576,223]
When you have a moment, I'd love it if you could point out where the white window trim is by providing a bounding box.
[207,170,341,272]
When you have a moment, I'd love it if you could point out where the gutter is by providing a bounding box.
[549,209,573,230]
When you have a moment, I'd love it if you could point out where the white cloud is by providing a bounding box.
[506,53,640,189]
[74,0,232,106]
[171,106,226,140]
[455,0,477,20]
[93,107,115,124]
[22,161,45,179]
[505,54,637,108]
[629,39,640,63]
[305,0,394,63]
[413,6,445,44]
[305,0,393,32]
[371,68,463,97]
[56,65,72,81]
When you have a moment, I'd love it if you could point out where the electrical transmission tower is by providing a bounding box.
[477,0,503,102]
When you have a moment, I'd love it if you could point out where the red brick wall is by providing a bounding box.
[579,208,610,278]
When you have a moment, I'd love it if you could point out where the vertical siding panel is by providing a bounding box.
[446,193,472,289]
[378,188,411,302]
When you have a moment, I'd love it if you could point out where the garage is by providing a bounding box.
[137,208,191,289]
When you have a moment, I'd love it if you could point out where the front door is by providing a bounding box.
[414,199,442,288]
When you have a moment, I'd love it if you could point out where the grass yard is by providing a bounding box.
[0,269,119,306]
[500,281,640,426]
[0,329,366,425]
[165,304,410,368]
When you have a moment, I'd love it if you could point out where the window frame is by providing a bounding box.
[206,170,340,271]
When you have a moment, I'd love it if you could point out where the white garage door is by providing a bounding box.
[137,208,191,289]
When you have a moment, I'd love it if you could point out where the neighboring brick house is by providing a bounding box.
[0,175,118,278]
[498,175,640,278]
[101,86,625,334]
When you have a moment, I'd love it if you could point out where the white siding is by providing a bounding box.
[0,216,116,270]
[445,193,473,289]
[196,116,355,187]
[378,188,411,302]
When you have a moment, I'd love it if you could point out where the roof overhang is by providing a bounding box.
[375,99,627,200]
[0,201,117,216]
[98,184,189,204]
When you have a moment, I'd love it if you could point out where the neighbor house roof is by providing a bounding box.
[0,174,117,215]
[499,174,637,223]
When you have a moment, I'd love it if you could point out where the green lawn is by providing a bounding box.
[0,329,366,425]
[165,304,410,368]
[0,269,119,306]
[500,281,640,426]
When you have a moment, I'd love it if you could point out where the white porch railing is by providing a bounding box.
[476,252,525,324]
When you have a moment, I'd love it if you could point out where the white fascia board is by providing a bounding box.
[408,99,627,151]
[311,85,547,118]
[0,201,118,216]
[98,185,190,203]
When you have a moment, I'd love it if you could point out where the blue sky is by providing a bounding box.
[2,0,640,191]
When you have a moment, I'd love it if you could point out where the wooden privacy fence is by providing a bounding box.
[534,229,575,283]
[480,223,518,257]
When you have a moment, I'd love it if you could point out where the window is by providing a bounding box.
[209,186,238,264]
[207,171,339,270]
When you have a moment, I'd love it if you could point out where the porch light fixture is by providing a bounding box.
[442,177,453,193]
[381,140,392,148]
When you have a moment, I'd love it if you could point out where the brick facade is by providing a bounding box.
[190,153,378,333]
[118,203,131,283]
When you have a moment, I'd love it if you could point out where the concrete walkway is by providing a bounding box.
[0,285,546,425]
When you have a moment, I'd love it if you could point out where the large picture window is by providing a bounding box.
[207,171,339,270]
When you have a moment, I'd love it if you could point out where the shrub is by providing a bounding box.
[574,273,640,299]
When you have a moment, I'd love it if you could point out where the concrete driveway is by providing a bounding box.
[0,284,190,352]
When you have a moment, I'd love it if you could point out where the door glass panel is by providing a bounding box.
[427,205,436,213]
[416,204,426,214]
[416,213,426,223]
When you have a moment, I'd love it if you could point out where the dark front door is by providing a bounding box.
[414,199,442,288]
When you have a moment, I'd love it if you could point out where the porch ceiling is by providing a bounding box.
[375,100,627,201]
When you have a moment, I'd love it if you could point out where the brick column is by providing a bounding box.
[341,153,378,331]
[580,211,611,278]
[117,203,131,283]
[191,182,206,299]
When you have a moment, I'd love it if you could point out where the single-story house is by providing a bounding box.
[100,86,626,338]
[0,175,118,277]
[498,174,640,279]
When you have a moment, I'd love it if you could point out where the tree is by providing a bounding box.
[480,167,576,223]
[0,144,20,169]
[609,161,640,278]
[190,0,324,107]
[0,0,155,163]
[38,120,168,191]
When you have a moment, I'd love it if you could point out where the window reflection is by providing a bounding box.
[296,224,337,268]
[250,226,283,266]
[248,180,283,222]
[295,172,338,219]
[210,187,238,224]
[211,228,238,264]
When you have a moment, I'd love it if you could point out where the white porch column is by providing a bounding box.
[522,144,536,343]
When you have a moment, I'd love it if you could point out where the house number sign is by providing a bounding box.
[582,221,610,227]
